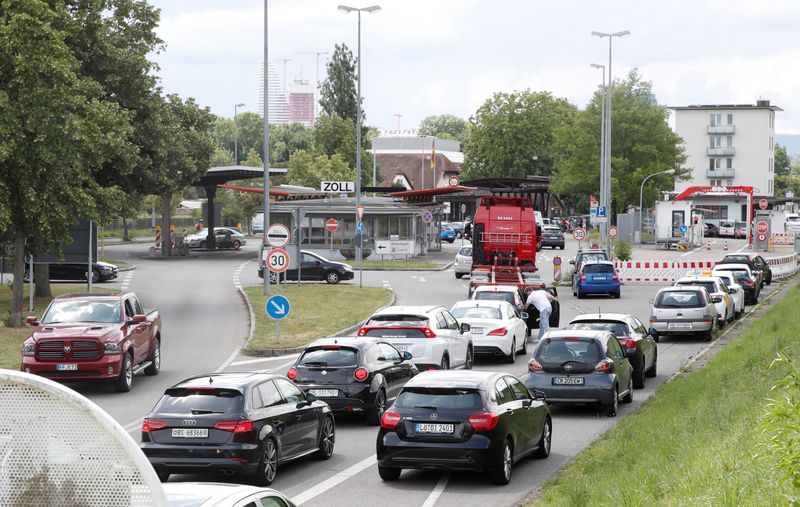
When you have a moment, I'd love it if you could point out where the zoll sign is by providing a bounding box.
[321,181,355,193]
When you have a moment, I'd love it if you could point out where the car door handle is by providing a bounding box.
[294,414,302,421]
[272,419,284,429]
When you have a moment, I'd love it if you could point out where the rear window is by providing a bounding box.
[567,321,629,337]
[724,270,751,281]
[578,253,607,264]
[367,314,427,327]
[395,388,484,410]
[722,256,749,263]
[451,306,502,320]
[584,264,614,273]
[677,281,717,294]
[787,216,800,223]
[535,338,602,364]
[655,291,704,308]
[458,247,472,256]
[155,388,243,415]
[364,328,427,338]
[299,347,358,367]
[474,292,516,305]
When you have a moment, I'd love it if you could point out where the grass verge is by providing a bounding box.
[244,284,392,350]
[530,281,800,506]
[361,259,440,270]
[0,285,110,370]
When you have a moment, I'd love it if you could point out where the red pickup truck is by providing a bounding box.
[21,291,162,392]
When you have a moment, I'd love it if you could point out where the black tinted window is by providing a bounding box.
[257,381,284,408]
[567,321,629,337]
[451,307,502,320]
[506,377,530,401]
[494,378,515,405]
[584,264,614,273]
[395,388,483,410]
[378,343,401,362]
[367,315,427,326]
[274,378,304,403]
[299,347,358,367]
[536,338,602,364]
[655,291,704,308]
[156,388,243,414]
[677,281,717,294]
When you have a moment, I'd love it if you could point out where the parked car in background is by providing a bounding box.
[538,226,565,250]
[140,372,335,485]
[573,260,620,299]
[569,248,609,277]
[185,227,247,249]
[377,370,551,485]
[649,286,718,341]
[785,213,800,233]
[522,329,633,417]
[674,276,734,327]
[440,225,456,243]
[450,300,529,363]
[718,220,736,237]
[566,313,657,389]
[734,222,749,239]
[703,222,719,238]
[162,483,296,507]
[288,337,418,425]
[258,250,354,284]
[453,245,473,279]
[720,253,772,286]
[711,271,745,318]
[24,261,118,283]
[712,263,761,304]
[449,221,466,238]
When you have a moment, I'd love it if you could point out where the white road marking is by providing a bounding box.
[736,243,750,253]
[419,277,427,283]
[229,354,299,366]
[120,272,134,290]
[292,454,376,505]
[255,359,296,373]
[233,260,251,289]
[216,346,243,373]
[421,473,450,507]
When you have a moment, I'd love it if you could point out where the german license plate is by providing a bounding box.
[172,428,208,438]
[593,276,608,280]
[56,364,78,371]
[668,322,692,329]
[415,423,454,434]
[552,377,584,385]
[394,344,409,352]
[309,389,338,398]
[470,328,484,334]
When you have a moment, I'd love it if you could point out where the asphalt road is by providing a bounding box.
[77,237,782,507]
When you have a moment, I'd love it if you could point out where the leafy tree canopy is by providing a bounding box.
[419,114,470,146]
[318,43,358,122]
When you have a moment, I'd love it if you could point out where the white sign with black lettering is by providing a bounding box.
[320,181,355,193]
[375,240,415,255]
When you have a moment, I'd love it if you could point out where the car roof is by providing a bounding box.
[162,482,284,507]
[404,370,501,390]
[372,305,443,316]
[172,372,279,390]
[541,329,609,340]
[472,285,519,293]
[55,292,124,300]
[714,263,751,271]
[676,276,723,284]
[305,336,374,349]
[569,313,632,323]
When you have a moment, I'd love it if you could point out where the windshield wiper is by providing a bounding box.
[413,405,438,411]
[191,409,224,415]
[303,361,328,367]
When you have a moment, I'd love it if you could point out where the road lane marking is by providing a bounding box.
[255,359,296,373]
[421,473,450,507]
[292,454,376,505]
[216,346,242,373]
[120,272,134,290]
[736,243,750,252]
[230,354,299,366]
[419,276,427,282]
[233,260,251,289]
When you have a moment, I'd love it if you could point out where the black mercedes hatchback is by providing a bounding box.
[376,370,551,485]
[289,337,419,425]
[140,372,335,485]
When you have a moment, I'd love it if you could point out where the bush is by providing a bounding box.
[614,240,632,261]
[763,353,800,501]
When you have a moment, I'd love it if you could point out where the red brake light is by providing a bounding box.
[620,338,637,350]
[215,420,254,433]
[423,327,437,338]
[322,345,341,349]
[468,412,500,431]
[287,367,298,380]
[142,419,166,432]
[357,327,368,336]
[580,273,586,281]
[528,359,543,373]
[381,410,401,429]
[487,327,508,336]
[612,273,619,281]
[595,359,614,373]
[354,368,369,381]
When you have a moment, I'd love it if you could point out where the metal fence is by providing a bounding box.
[615,211,640,244]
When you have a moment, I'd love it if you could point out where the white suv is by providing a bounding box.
[358,306,474,371]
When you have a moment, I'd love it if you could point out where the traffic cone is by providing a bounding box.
[706,242,711,251]
[724,241,728,251]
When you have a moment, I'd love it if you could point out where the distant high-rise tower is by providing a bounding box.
[288,79,315,126]
[257,60,288,125]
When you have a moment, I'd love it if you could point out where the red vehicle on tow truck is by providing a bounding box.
[468,196,559,330]
[21,291,161,392]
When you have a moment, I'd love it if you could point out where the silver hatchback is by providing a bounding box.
[649,286,718,342]
[453,245,472,279]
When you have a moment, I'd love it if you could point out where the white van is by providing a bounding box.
[785,213,800,233]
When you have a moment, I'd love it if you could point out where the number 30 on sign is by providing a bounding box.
[265,248,290,273]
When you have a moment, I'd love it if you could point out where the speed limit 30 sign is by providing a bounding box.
[265,248,290,273]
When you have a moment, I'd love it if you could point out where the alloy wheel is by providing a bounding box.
[320,418,335,457]
[465,348,473,370]
[124,356,133,388]
[502,441,512,481]
[263,440,277,483]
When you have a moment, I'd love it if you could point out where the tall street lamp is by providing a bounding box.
[639,168,675,244]
[592,30,629,255]
[339,4,381,289]
[234,102,245,165]
[590,63,606,229]
[262,0,271,297]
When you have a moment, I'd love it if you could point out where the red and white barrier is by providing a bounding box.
[770,233,796,247]
[767,253,799,279]
[615,254,798,283]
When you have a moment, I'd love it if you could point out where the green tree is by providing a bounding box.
[270,123,312,165]
[419,114,470,146]
[775,143,791,176]
[462,90,577,179]
[318,43,358,122]
[551,69,687,214]
[287,150,352,189]
[311,115,372,186]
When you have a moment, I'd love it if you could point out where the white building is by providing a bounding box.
[256,60,289,125]
[669,100,782,223]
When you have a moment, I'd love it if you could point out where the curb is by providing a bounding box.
[117,265,137,273]
[363,261,453,272]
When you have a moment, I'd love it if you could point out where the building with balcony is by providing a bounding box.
[669,100,782,223]
[288,79,316,126]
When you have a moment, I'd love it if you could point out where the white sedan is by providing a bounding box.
[450,300,528,364]
[711,270,745,318]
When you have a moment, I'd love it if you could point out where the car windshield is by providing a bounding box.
[41,300,122,324]
[655,291,704,308]
[567,321,629,337]
[677,281,718,294]
[543,227,561,233]
[787,216,800,223]
[395,388,483,410]
[458,247,472,256]
[299,347,358,367]
[584,264,614,273]
[450,307,502,320]
[536,337,602,364]
[474,292,515,305]
[156,388,244,415]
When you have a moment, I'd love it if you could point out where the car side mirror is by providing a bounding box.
[522,399,533,408]
[305,393,317,403]
[729,288,736,294]
[711,295,722,303]
[460,322,471,334]
[648,327,658,336]
[402,351,413,361]
[569,259,575,265]
[130,314,147,324]
[26,316,39,326]
[532,390,547,401]
[520,311,529,320]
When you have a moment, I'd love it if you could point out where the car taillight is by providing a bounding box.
[612,273,619,281]
[528,359,543,373]
[621,338,637,349]
[142,419,166,432]
[487,327,508,336]
[357,327,368,336]
[580,273,586,281]
[650,316,657,322]
[215,420,254,433]
[423,327,437,338]
[354,368,369,381]
[468,412,500,431]
[381,410,401,429]
[287,367,298,380]
[595,359,614,373]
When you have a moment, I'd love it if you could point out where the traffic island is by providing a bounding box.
[241,284,393,356]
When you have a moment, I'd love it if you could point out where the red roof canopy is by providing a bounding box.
[390,185,474,202]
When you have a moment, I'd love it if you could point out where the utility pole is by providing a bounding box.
[262,0,271,297]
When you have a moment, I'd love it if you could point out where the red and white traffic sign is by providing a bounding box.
[356,205,365,221]
[607,225,619,240]
[553,256,562,267]
[758,198,768,210]
[572,227,587,241]
[265,248,290,273]
[266,224,290,248]
[421,209,433,224]
[448,176,460,188]
[757,233,767,242]
[325,218,339,232]
[755,221,769,234]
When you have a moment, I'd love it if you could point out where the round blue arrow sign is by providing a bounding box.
[266,295,290,320]
[679,224,688,233]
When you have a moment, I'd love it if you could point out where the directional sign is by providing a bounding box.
[448,176,460,188]
[679,224,688,234]
[756,221,769,234]
[266,224,291,248]
[266,248,290,273]
[266,295,290,320]
[357,221,365,235]
[758,199,768,210]
[572,228,587,241]
[325,218,339,232]
[356,205,365,221]
[553,256,562,267]
[376,239,415,255]
[607,226,619,240]
[421,210,433,224]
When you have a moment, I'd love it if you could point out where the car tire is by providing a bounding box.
[156,470,170,483]
[652,332,660,343]
[718,317,725,330]
[366,390,386,426]
[447,238,455,243]
[560,245,565,250]
[703,323,714,342]
[504,339,516,364]
[464,347,473,370]
[490,438,513,485]
[440,355,449,371]
[633,357,645,389]
[314,416,335,459]
[604,386,618,417]
[455,272,464,279]
[532,417,551,459]
[613,291,621,299]
[645,351,657,378]
[269,272,280,284]
[767,274,772,285]
[622,376,633,403]
[325,271,341,284]
[144,338,160,376]
[255,439,278,486]
[456,232,462,239]
[378,465,401,481]
[199,240,206,249]
[232,240,241,250]
[520,334,528,355]
[112,352,133,393]
[91,270,100,283]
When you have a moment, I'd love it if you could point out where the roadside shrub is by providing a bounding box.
[763,352,800,502]
[614,240,632,261]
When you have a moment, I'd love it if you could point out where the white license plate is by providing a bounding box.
[309,389,338,398]
[668,322,692,329]
[593,276,608,280]
[56,364,78,371]
[553,377,585,385]
[394,344,410,352]
[171,428,208,438]
[470,328,484,334]
[415,423,454,434]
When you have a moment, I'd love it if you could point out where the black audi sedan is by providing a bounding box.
[376,370,551,485]
[289,337,418,425]
[140,372,335,485]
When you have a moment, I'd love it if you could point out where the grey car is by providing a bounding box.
[453,245,473,279]
[521,329,634,417]
[649,286,718,342]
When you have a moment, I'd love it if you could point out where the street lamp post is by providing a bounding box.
[592,30,629,255]
[590,63,606,237]
[262,1,270,297]
[639,169,676,244]
[339,4,381,289]
[234,102,245,165]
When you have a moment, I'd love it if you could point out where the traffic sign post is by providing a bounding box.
[421,210,433,224]
[553,256,562,282]
[356,205,365,221]
[357,221,365,235]
[754,220,770,251]
[679,223,688,234]
[265,294,291,344]
[572,227,587,249]
[607,226,619,240]
[266,224,291,248]
[266,248,290,273]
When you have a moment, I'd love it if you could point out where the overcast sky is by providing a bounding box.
[149,0,800,134]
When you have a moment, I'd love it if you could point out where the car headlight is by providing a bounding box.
[22,342,35,356]
[100,267,113,273]
[343,265,353,271]
[103,342,121,353]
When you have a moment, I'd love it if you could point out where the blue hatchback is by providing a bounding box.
[440,226,456,243]
[573,260,620,299]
